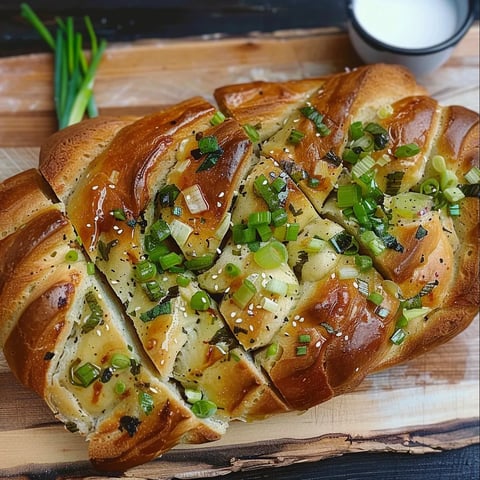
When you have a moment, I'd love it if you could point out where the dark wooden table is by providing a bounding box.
[0,2,479,479]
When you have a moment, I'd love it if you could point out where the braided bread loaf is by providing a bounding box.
[0,64,478,471]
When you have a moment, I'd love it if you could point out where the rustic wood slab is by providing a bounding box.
[0,26,478,479]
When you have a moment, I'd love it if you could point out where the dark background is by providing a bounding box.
[0,1,479,479]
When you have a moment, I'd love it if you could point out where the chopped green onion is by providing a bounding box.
[443,187,465,203]
[285,223,300,242]
[363,122,389,150]
[191,399,217,418]
[360,230,385,256]
[232,279,257,309]
[305,236,327,253]
[183,184,209,213]
[138,391,154,415]
[396,314,409,328]
[367,292,384,306]
[74,362,100,387]
[296,345,308,356]
[248,211,272,226]
[65,249,78,262]
[338,265,360,279]
[351,133,374,151]
[114,381,126,395]
[185,388,203,404]
[225,263,241,277]
[352,155,375,179]
[266,342,279,357]
[349,121,364,140]
[253,241,288,269]
[190,290,211,311]
[394,143,420,158]
[390,328,407,345]
[135,260,157,282]
[300,105,330,136]
[176,274,191,287]
[144,280,164,301]
[169,219,193,247]
[87,261,95,275]
[256,224,273,242]
[337,184,362,208]
[432,155,447,173]
[265,277,288,296]
[271,208,288,227]
[298,334,311,343]
[198,136,220,154]
[271,177,287,193]
[420,178,440,196]
[150,219,171,242]
[243,124,260,142]
[184,254,214,271]
[210,110,226,126]
[288,129,305,144]
[253,174,280,211]
[159,252,183,271]
[440,169,459,191]
[355,254,373,271]
[261,297,279,312]
[464,166,480,184]
[342,148,360,164]
[146,242,170,262]
[81,291,104,334]
[111,353,131,370]
[403,307,431,321]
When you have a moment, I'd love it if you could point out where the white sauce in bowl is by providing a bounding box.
[352,0,459,49]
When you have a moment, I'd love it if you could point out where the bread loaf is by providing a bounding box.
[0,64,478,471]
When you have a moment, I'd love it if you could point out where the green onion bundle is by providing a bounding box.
[20,3,106,129]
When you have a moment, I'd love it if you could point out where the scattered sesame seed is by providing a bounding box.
[344,335,349,340]
[212,274,218,279]
[217,202,222,208]
[91,185,99,190]
[117,229,123,235]
[292,321,297,327]
[235,318,243,324]
[218,191,225,198]
[336,331,343,337]
[249,325,254,332]
[315,341,322,348]
[294,315,300,320]
[230,312,237,318]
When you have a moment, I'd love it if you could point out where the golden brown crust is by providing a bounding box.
[0,65,478,471]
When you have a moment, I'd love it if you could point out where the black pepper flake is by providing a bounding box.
[44,351,55,360]
[119,416,141,437]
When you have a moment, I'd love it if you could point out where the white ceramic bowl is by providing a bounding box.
[347,0,475,77]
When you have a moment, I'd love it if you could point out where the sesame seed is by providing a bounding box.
[344,335,349,340]
[230,312,237,318]
[292,321,297,327]
[249,325,254,332]
[336,331,343,337]
[217,202,222,208]
[235,318,243,324]
[218,191,225,198]
[91,185,99,190]
[225,287,231,293]
[294,315,300,320]
[212,274,218,279]
[117,229,123,235]
[315,341,322,348]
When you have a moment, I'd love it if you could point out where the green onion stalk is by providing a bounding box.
[20,3,106,129]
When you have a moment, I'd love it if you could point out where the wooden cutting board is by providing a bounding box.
[0,26,479,480]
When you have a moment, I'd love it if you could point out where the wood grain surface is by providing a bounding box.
[0,25,478,479]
